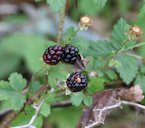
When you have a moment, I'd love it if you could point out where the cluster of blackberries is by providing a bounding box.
[43,44,88,92]
[43,44,79,65]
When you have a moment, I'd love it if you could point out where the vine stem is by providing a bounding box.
[119,42,145,53]
[56,1,66,44]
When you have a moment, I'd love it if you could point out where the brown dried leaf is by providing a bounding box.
[117,85,144,102]
[79,90,117,128]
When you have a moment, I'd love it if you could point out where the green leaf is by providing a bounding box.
[9,73,26,91]
[0,73,27,111]
[87,77,104,94]
[83,96,93,106]
[0,52,20,79]
[70,92,84,106]
[139,1,145,19]
[140,65,145,74]
[11,94,26,111]
[85,40,114,56]
[33,116,43,128]
[46,0,66,12]
[0,81,14,100]
[76,0,101,16]
[40,102,51,117]
[116,55,139,84]
[44,93,56,104]
[48,64,69,88]
[135,74,145,93]
[11,112,32,126]
[93,0,107,8]
[105,70,118,80]
[72,38,90,54]
[112,18,130,49]
[29,81,42,95]
[1,34,48,73]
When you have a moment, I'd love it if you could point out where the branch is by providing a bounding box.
[56,2,66,44]
[85,100,145,128]
[11,100,44,128]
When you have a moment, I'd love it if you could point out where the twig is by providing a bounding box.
[11,100,44,128]
[85,100,145,128]
[119,42,145,53]
[56,2,66,44]
[51,100,72,108]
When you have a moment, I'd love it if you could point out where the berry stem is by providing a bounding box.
[67,28,80,44]
[57,1,66,44]
[119,41,145,53]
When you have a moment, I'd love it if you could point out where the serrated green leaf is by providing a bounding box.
[40,102,51,117]
[112,18,130,49]
[9,73,26,91]
[70,92,84,106]
[83,96,93,106]
[0,73,27,111]
[85,40,114,57]
[93,0,107,8]
[87,77,104,94]
[77,0,100,16]
[116,55,138,84]
[72,38,90,54]
[11,94,26,111]
[46,0,66,12]
[0,81,14,100]
[135,74,145,93]
[139,1,145,19]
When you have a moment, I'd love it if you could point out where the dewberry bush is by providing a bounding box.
[1,0,145,128]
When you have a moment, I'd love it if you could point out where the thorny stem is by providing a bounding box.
[57,1,66,44]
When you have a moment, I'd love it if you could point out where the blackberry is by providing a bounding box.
[43,45,63,65]
[61,44,79,64]
[66,72,88,92]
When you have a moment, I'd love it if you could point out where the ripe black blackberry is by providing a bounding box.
[43,45,63,65]
[66,72,88,92]
[61,44,79,64]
